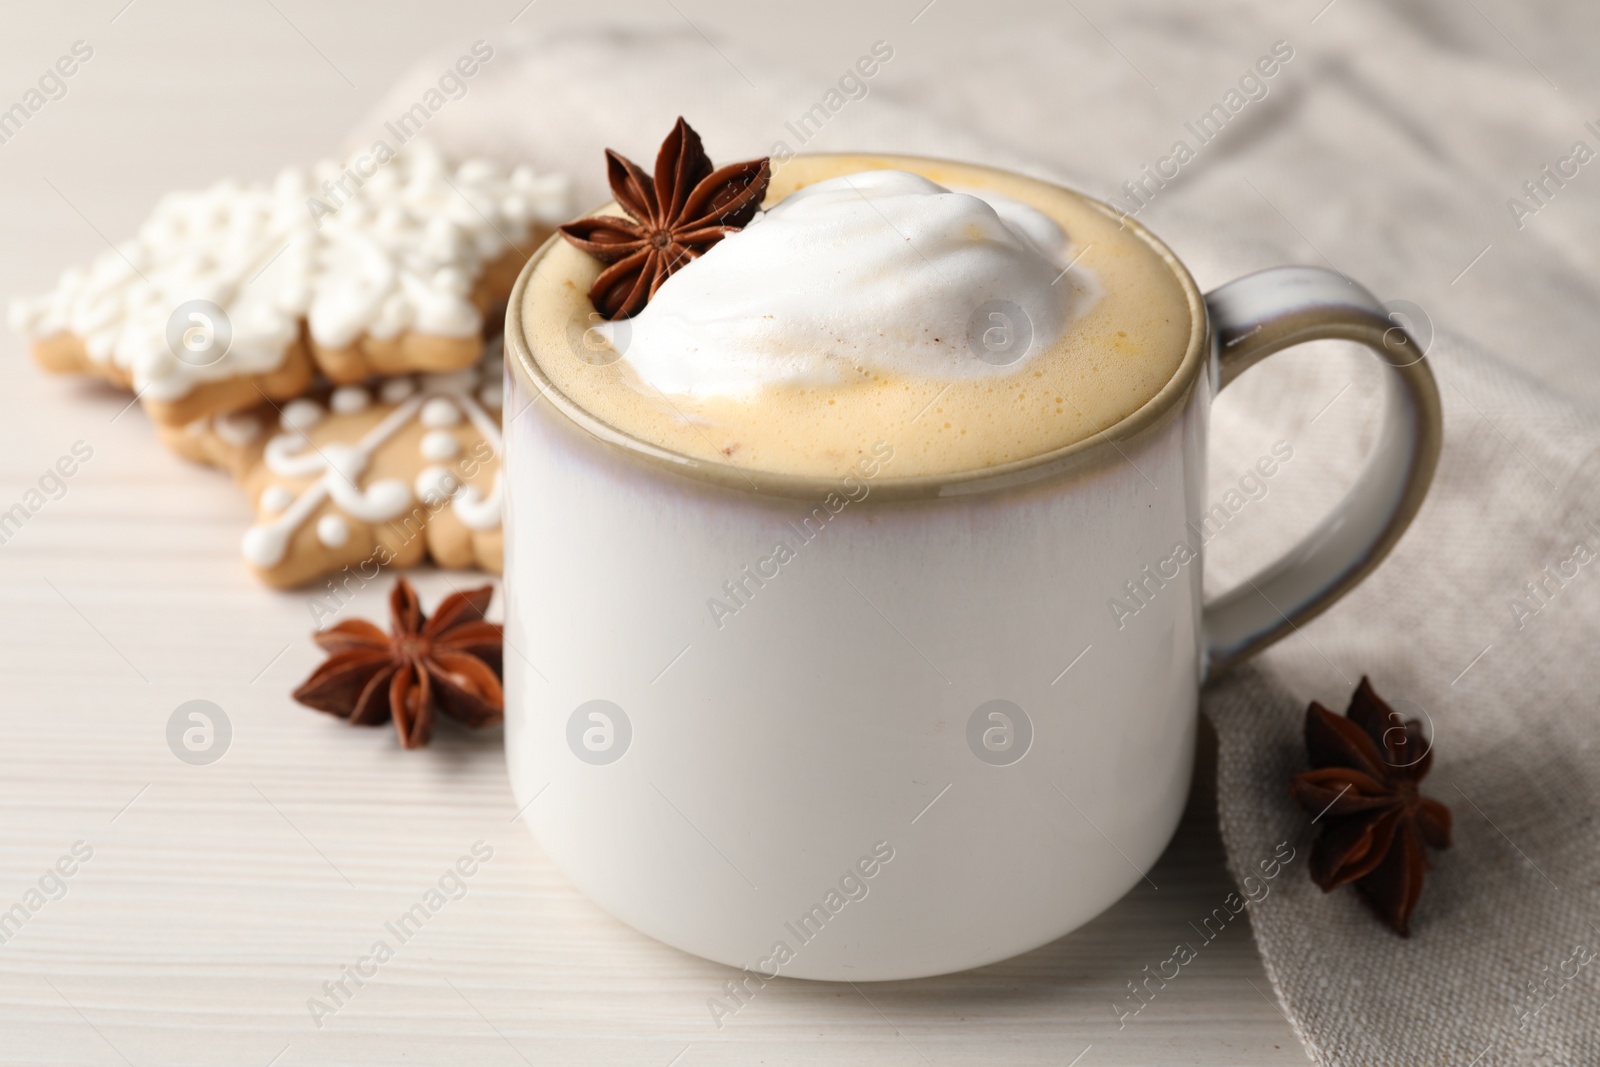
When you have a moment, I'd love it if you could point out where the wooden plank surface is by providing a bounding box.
[0,2,1301,1062]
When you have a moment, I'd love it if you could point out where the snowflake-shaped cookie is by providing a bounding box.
[9,142,567,426]
[162,339,507,588]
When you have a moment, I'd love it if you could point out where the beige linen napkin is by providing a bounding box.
[1206,330,1600,1065]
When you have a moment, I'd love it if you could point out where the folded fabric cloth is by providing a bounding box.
[1207,333,1600,1065]
[356,19,1600,1063]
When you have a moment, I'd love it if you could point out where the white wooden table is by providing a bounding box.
[0,2,1302,1062]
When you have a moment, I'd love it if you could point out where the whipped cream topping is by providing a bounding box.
[602,170,1095,397]
[8,142,570,401]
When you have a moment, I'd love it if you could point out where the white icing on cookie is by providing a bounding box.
[264,434,331,479]
[379,377,416,403]
[241,346,507,570]
[8,142,573,402]
[448,373,505,533]
[453,477,502,532]
[213,412,261,446]
[316,513,350,548]
[318,443,369,485]
[420,397,461,428]
[330,385,370,414]
[259,485,294,514]
[245,394,425,567]
[415,465,460,502]
[421,430,460,461]
[280,399,324,432]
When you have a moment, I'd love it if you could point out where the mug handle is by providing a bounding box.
[1201,266,1443,678]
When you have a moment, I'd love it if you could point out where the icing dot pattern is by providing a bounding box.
[280,399,324,432]
[330,385,371,414]
[415,465,459,501]
[316,514,350,548]
[259,485,294,514]
[420,397,462,428]
[421,430,460,461]
[240,336,506,570]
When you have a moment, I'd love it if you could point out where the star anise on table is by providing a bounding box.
[292,578,504,749]
[1289,677,1452,936]
[559,116,771,320]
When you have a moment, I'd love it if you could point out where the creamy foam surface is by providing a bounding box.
[522,155,1196,479]
[603,170,1082,397]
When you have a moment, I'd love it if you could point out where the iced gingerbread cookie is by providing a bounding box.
[160,342,507,588]
[9,142,568,426]
[159,407,276,481]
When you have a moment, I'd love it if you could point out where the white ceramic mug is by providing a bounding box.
[501,158,1441,982]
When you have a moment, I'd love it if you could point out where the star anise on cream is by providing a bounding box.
[559,116,770,319]
[292,578,503,749]
[1289,677,1452,936]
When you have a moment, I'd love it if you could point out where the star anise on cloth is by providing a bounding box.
[292,578,503,749]
[559,116,771,319]
[1289,677,1452,936]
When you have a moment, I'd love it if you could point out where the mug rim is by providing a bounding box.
[505,153,1211,501]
